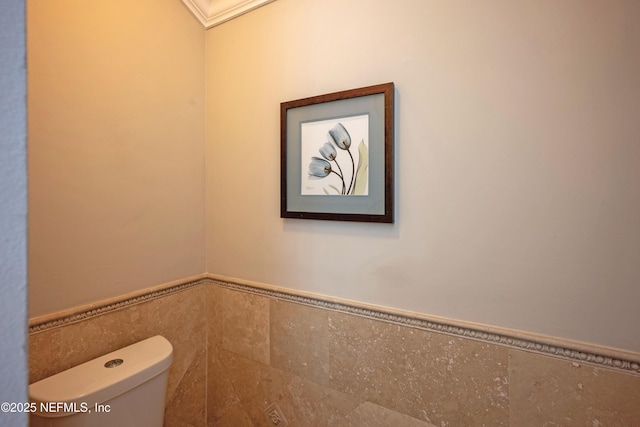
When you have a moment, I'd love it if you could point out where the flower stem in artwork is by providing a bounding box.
[308,122,362,195]
[346,150,355,195]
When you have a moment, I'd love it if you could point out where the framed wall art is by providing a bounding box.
[280,82,394,223]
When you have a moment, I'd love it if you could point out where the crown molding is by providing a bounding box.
[181,0,276,28]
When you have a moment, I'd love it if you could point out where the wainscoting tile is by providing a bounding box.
[270,299,330,386]
[29,285,207,427]
[149,285,207,402]
[220,287,270,365]
[29,277,640,427]
[334,401,437,427]
[165,347,207,427]
[208,347,361,426]
[328,311,510,426]
[29,328,67,383]
[206,284,223,347]
[29,300,160,383]
[509,349,640,426]
[212,405,255,427]
[29,305,151,383]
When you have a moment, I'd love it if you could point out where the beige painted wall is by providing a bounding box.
[27,0,640,353]
[28,0,206,317]
[206,0,640,352]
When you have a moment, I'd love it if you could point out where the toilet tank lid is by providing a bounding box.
[29,335,173,410]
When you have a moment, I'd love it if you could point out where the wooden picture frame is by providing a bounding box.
[281,82,394,223]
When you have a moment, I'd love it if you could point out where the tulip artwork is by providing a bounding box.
[281,82,393,222]
[301,114,369,196]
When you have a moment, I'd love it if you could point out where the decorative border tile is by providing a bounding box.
[209,278,640,376]
[28,275,640,375]
[28,278,209,334]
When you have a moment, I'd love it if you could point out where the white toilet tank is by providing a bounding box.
[29,335,173,427]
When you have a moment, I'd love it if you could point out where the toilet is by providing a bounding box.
[29,335,173,427]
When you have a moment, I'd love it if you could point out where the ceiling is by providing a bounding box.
[181,0,276,28]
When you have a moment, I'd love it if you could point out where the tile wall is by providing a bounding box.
[29,278,640,426]
[29,282,208,427]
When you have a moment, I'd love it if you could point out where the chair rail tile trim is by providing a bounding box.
[28,278,208,334]
[210,278,640,376]
[28,275,640,375]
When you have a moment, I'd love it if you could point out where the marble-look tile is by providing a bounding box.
[206,284,223,348]
[208,346,361,426]
[29,307,153,383]
[220,288,270,365]
[146,286,207,403]
[165,347,207,427]
[207,286,273,426]
[270,299,330,386]
[328,312,510,427]
[283,372,362,425]
[333,401,437,427]
[29,328,69,383]
[509,349,640,426]
[206,347,241,427]
[162,417,199,427]
[214,406,255,427]
[31,280,640,427]
[29,285,207,427]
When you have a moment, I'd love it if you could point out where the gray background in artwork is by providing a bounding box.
[286,93,386,215]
